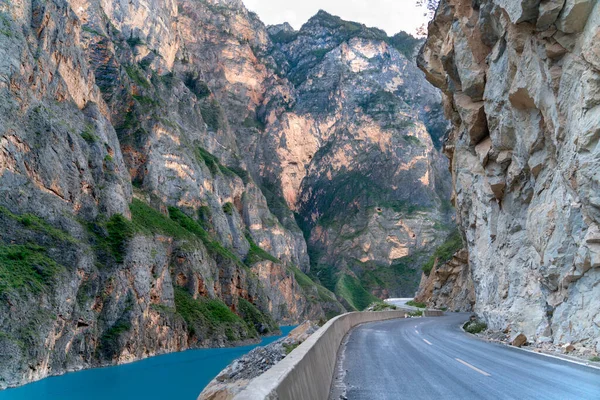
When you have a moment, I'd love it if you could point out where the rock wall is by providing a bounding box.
[414,248,475,311]
[419,0,600,351]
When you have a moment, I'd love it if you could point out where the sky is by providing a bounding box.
[242,0,431,37]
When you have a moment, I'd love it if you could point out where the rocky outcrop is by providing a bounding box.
[414,248,475,311]
[419,0,600,352]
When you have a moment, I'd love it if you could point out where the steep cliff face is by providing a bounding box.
[419,0,600,351]
[0,0,450,389]
[0,0,343,389]
[257,12,453,308]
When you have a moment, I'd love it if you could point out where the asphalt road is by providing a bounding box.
[330,313,600,400]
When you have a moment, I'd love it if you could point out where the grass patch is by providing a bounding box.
[98,319,131,357]
[183,72,211,99]
[406,300,426,308]
[105,214,134,264]
[126,36,143,48]
[463,320,487,334]
[200,99,223,131]
[409,310,423,317]
[0,206,77,244]
[81,124,98,143]
[237,298,278,334]
[130,199,192,240]
[283,342,300,355]
[335,274,379,311]
[222,202,235,216]
[422,229,463,275]
[270,30,298,44]
[167,206,242,265]
[242,116,266,131]
[289,265,338,304]
[589,356,600,362]
[244,233,280,266]
[124,65,150,88]
[174,287,254,338]
[0,244,64,296]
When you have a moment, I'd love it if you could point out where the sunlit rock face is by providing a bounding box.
[419,0,600,352]
[259,12,454,304]
[0,0,450,388]
[0,0,344,389]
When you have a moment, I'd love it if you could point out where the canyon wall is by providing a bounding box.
[0,0,450,388]
[419,0,600,351]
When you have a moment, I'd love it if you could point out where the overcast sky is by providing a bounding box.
[242,0,430,36]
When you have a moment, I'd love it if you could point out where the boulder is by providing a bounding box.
[510,332,528,347]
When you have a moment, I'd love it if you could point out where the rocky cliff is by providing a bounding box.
[0,0,449,389]
[260,12,453,309]
[419,0,600,353]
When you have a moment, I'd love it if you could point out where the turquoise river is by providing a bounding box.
[0,326,295,400]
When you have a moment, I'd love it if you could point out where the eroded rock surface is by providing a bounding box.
[419,0,600,352]
[0,0,450,389]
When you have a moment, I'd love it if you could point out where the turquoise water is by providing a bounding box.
[0,326,295,400]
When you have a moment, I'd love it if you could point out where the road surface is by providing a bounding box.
[330,313,600,400]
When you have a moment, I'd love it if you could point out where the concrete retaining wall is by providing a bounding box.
[233,310,411,400]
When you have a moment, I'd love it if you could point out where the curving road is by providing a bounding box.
[330,313,600,400]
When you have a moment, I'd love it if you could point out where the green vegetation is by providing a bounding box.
[133,94,159,107]
[228,166,250,184]
[195,146,221,174]
[0,244,64,296]
[183,72,211,99]
[105,214,135,263]
[244,233,280,266]
[130,199,192,240]
[167,206,242,265]
[200,99,223,131]
[463,320,487,334]
[406,300,426,308]
[98,319,132,357]
[174,287,253,338]
[0,206,77,244]
[403,135,421,146]
[409,310,423,317]
[288,265,339,305]
[422,229,463,275]
[242,116,266,131]
[270,30,298,44]
[589,356,600,362]
[335,273,379,311]
[237,298,278,334]
[222,202,235,216]
[355,253,426,303]
[124,65,150,88]
[387,31,421,58]
[283,342,300,355]
[195,147,240,179]
[126,36,143,48]
[80,124,98,143]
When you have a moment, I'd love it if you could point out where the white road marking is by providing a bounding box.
[423,339,432,345]
[455,358,491,377]
[415,330,419,334]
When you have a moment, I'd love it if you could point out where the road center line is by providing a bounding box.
[423,339,432,345]
[455,358,491,377]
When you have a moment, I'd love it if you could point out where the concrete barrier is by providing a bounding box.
[233,310,411,400]
[424,309,444,317]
